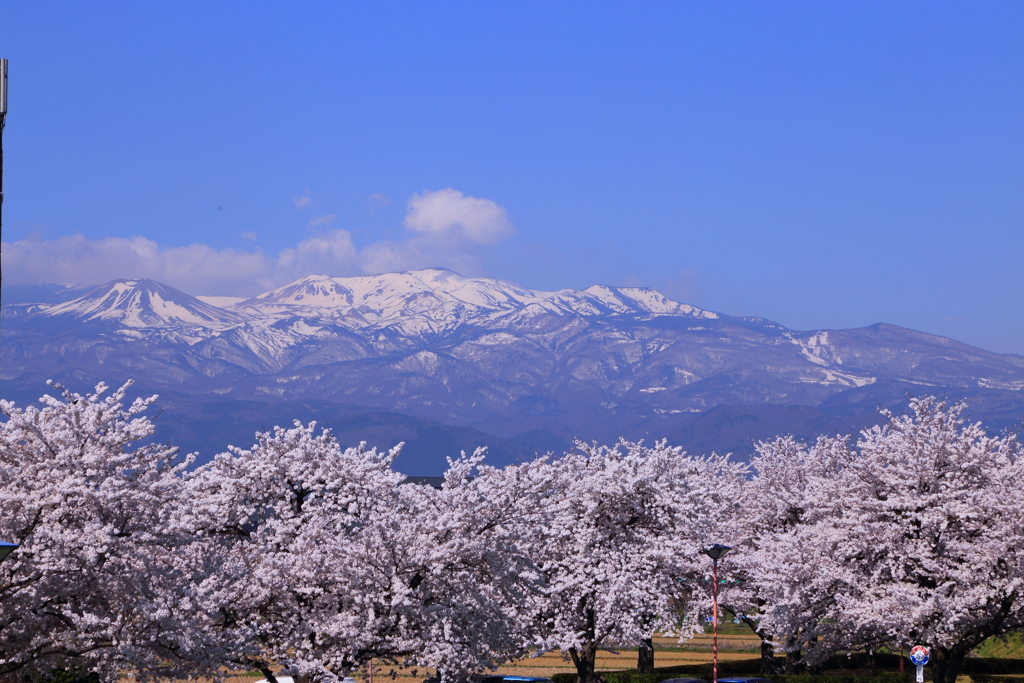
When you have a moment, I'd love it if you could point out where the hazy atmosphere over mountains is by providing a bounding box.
[4,270,1022,474]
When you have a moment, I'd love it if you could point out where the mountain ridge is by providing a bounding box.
[3,269,1022,471]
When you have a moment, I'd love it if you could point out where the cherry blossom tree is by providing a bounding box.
[180,426,555,683]
[722,434,859,673]
[179,420,408,681]
[521,440,746,683]
[0,381,193,679]
[393,451,560,678]
[733,397,1024,683]
[807,397,1024,683]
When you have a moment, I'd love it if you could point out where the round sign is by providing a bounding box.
[910,646,930,666]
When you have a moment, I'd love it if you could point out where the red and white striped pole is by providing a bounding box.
[713,558,720,683]
[702,544,732,683]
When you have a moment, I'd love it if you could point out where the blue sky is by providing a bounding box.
[2,1,1022,353]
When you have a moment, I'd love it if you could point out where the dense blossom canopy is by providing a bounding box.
[2,382,1020,683]
[728,398,1024,683]
[0,381,192,679]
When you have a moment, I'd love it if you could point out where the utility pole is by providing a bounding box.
[1,58,7,299]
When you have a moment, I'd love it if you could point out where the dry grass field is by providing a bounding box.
[324,628,763,683]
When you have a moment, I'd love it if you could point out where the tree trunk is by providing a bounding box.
[256,665,279,683]
[735,614,779,676]
[569,643,601,683]
[760,639,778,676]
[238,658,279,683]
[570,606,603,683]
[931,645,966,683]
[638,637,655,674]
[785,650,803,674]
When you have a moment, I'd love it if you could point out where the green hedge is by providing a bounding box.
[964,661,1024,675]
[781,654,1024,676]
[33,668,102,683]
[818,654,1024,675]
[551,658,768,683]
[552,673,682,683]
[551,654,1024,683]
[821,654,905,670]
[553,673,913,683]
[650,656,767,678]
[773,675,912,683]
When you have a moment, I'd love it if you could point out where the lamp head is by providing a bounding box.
[701,543,732,561]
[0,542,18,563]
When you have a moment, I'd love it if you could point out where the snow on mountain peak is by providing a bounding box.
[43,279,246,328]
[239,268,715,324]
[580,285,718,318]
[30,269,716,352]
[244,269,531,311]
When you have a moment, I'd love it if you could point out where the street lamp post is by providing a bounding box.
[1,58,7,241]
[1,57,7,300]
[702,544,732,683]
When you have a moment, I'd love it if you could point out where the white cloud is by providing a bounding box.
[240,231,257,240]
[1,189,515,296]
[358,238,482,277]
[293,189,312,209]
[1,235,274,295]
[404,188,514,244]
[366,192,390,213]
[308,214,337,228]
[275,230,359,283]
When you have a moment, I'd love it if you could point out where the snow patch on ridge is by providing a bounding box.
[799,369,876,388]
[790,331,843,367]
[197,295,248,307]
[978,378,1024,391]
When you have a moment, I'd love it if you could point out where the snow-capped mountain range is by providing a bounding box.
[39,269,715,348]
[4,269,1024,470]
